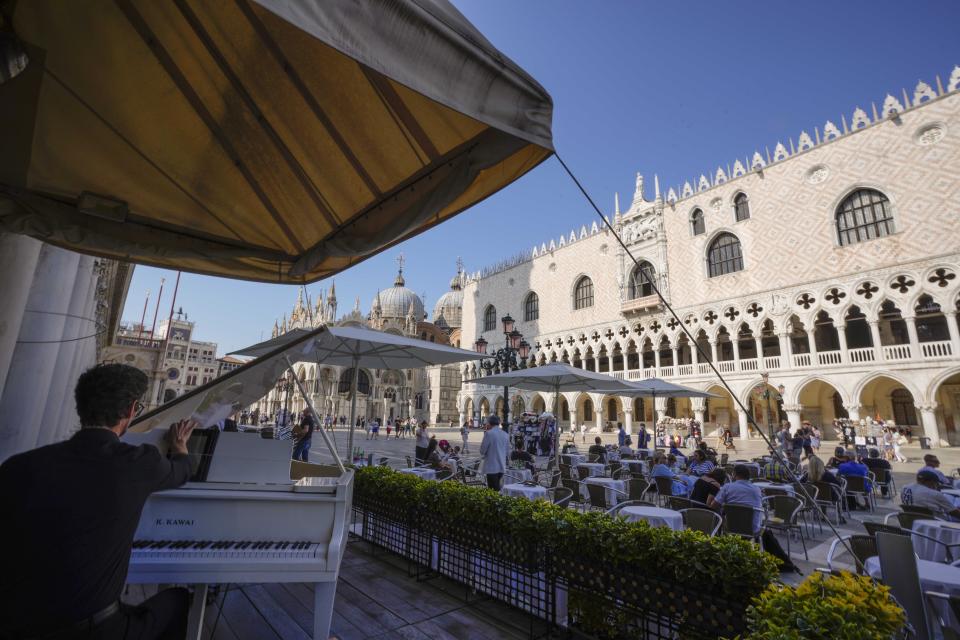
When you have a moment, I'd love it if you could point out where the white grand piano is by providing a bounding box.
[124,429,353,640]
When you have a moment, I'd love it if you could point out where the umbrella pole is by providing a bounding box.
[284,356,345,474]
[553,383,560,468]
[345,356,360,462]
[652,390,658,447]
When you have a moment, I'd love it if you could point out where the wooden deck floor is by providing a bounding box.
[123,540,533,640]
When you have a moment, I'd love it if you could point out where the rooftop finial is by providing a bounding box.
[614,192,620,216]
[654,174,661,200]
[632,172,644,207]
[394,253,406,286]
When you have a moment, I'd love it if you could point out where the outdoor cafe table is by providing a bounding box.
[866,556,960,638]
[504,468,534,484]
[584,477,626,505]
[912,519,960,563]
[618,505,683,530]
[563,453,586,467]
[577,462,606,477]
[752,481,796,496]
[501,483,547,501]
[398,467,436,480]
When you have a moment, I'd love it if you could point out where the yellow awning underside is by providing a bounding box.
[0,0,553,282]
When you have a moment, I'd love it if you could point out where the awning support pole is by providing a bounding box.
[284,355,345,473]
[345,356,360,462]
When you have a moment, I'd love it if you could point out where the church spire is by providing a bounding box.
[394,253,406,287]
[328,280,336,302]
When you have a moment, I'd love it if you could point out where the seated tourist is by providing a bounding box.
[509,441,535,472]
[709,465,800,574]
[669,442,685,458]
[763,456,791,482]
[862,448,892,496]
[919,454,954,489]
[825,446,846,468]
[837,449,872,495]
[901,470,960,521]
[687,450,715,476]
[651,453,688,496]
[425,438,452,471]
[690,467,726,505]
[0,364,196,639]
[588,436,606,463]
[619,437,634,456]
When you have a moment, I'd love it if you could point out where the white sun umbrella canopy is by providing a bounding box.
[590,378,718,439]
[231,325,487,459]
[466,363,640,463]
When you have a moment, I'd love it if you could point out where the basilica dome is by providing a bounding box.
[433,271,465,330]
[372,270,424,320]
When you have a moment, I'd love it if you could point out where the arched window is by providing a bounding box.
[835,188,894,246]
[524,292,539,321]
[690,208,705,236]
[628,261,656,299]
[573,276,594,310]
[707,233,744,277]
[483,305,497,331]
[734,193,750,221]
[582,398,593,422]
[338,368,371,394]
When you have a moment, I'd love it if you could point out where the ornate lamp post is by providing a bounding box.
[755,372,785,439]
[474,313,531,427]
[276,372,296,426]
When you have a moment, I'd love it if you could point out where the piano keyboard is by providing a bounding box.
[131,539,324,560]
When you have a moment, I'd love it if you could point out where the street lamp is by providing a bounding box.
[755,372,785,439]
[474,314,531,426]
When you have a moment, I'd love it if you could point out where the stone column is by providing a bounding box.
[737,411,750,441]
[653,348,661,372]
[622,404,633,434]
[709,339,718,363]
[0,245,81,461]
[945,311,960,357]
[731,339,741,368]
[844,403,862,424]
[41,255,96,444]
[694,409,705,426]
[691,343,699,365]
[754,336,764,362]
[836,323,849,363]
[917,404,943,447]
[594,404,603,432]
[777,332,792,366]
[670,347,678,371]
[904,316,921,359]
[868,320,883,361]
[806,328,818,365]
[0,234,42,395]
[783,404,802,433]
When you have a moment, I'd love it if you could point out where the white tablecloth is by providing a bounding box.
[578,462,606,477]
[501,483,548,501]
[399,467,436,480]
[619,506,683,530]
[912,519,960,563]
[585,477,626,505]
[504,468,534,484]
[564,454,586,467]
[752,482,796,496]
[866,556,960,638]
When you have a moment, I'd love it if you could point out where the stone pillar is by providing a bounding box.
[694,409,705,426]
[737,411,750,441]
[670,347,678,370]
[691,343,699,365]
[0,246,82,461]
[594,404,603,432]
[41,256,96,444]
[731,339,741,367]
[904,316,920,359]
[868,320,883,361]
[754,336,764,361]
[709,339,718,363]
[917,404,943,447]
[836,323,849,363]
[0,234,43,395]
[653,348,661,372]
[945,311,960,356]
[806,328,818,365]
[622,404,633,434]
[845,403,862,424]
[777,332,790,362]
[783,404,802,433]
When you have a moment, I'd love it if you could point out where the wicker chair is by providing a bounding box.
[680,508,722,536]
[585,482,626,512]
[872,467,895,499]
[863,521,907,538]
[667,496,693,511]
[577,465,592,481]
[558,462,573,480]
[561,478,585,510]
[607,461,622,477]
[627,478,651,502]
[652,476,677,507]
[843,475,875,512]
[763,495,808,560]
[826,534,876,575]
[435,468,455,481]
[722,504,764,543]
[550,486,574,508]
[901,504,937,517]
[812,481,845,525]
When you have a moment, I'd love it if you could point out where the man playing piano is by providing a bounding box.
[0,363,197,639]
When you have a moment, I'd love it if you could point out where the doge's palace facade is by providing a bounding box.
[459,65,960,447]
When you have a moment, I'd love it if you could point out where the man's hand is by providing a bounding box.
[167,419,198,456]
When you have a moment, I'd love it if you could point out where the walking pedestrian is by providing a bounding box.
[479,415,509,491]
[460,421,470,453]
[415,421,430,464]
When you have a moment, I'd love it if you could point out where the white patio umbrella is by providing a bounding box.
[590,378,718,440]
[230,325,486,459]
[465,363,639,464]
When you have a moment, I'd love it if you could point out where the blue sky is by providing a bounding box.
[122,0,960,354]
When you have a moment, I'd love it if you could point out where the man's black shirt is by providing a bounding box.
[0,428,191,635]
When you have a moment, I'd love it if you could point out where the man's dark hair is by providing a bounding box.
[733,464,750,480]
[75,364,148,427]
[594,436,602,444]
[868,448,880,458]
[487,415,500,427]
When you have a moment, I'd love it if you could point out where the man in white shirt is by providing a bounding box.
[479,415,510,491]
[901,470,960,520]
[460,422,470,453]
